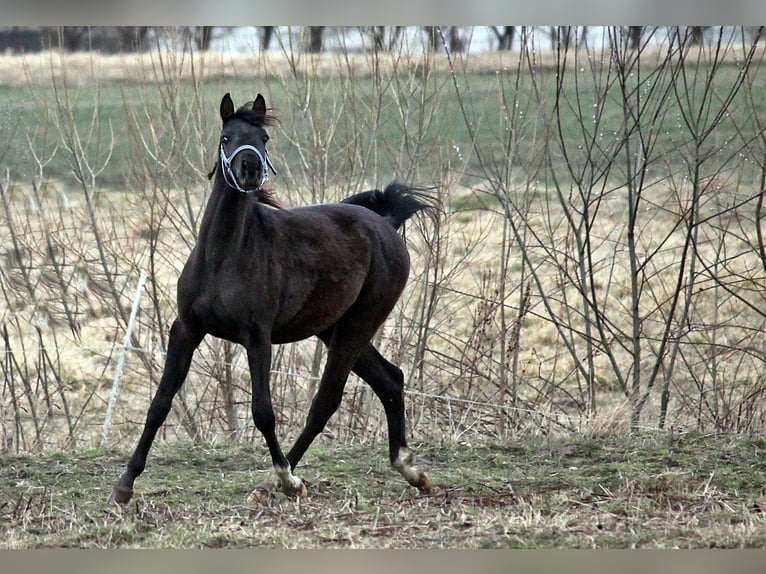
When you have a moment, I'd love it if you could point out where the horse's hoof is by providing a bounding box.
[282,479,308,499]
[417,472,432,494]
[248,486,271,504]
[107,484,133,505]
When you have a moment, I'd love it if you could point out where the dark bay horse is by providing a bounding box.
[109,93,435,504]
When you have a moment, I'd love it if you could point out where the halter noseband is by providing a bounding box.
[219,143,279,193]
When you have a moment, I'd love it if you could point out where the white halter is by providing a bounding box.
[219,143,278,193]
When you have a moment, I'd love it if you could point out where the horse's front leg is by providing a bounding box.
[108,318,204,505]
[246,337,307,498]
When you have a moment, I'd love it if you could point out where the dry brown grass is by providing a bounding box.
[2,165,764,452]
[7,38,756,87]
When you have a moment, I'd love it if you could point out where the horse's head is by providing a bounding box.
[215,92,278,193]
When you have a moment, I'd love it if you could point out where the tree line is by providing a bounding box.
[2,26,761,55]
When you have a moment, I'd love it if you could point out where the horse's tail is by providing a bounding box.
[341,181,439,231]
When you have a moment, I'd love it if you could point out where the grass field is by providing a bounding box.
[2,432,766,548]
[6,46,764,191]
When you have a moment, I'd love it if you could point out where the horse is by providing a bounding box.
[108,93,436,504]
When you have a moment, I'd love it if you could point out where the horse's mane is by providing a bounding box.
[230,102,278,128]
[252,187,282,209]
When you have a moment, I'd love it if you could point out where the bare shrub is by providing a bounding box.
[3,27,766,456]
[443,26,766,433]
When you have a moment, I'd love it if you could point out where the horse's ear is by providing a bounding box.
[220,93,235,121]
[252,94,266,121]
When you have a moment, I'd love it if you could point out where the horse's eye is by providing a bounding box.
[262,134,270,144]
[220,136,229,144]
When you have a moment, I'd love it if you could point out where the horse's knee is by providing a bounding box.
[251,402,276,433]
[146,394,173,421]
[386,362,404,387]
[325,390,344,413]
[379,361,405,405]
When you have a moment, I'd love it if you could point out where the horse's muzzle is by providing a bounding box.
[236,151,265,189]
[220,143,276,193]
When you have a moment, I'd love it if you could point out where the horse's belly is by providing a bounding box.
[270,279,363,343]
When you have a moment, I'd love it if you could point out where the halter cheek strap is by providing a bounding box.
[219,144,278,193]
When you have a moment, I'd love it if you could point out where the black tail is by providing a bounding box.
[341,182,439,230]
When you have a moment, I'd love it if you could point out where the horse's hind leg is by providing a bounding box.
[108,318,203,505]
[284,327,364,478]
[286,330,430,494]
[351,344,431,493]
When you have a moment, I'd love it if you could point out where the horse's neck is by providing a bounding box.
[197,176,253,256]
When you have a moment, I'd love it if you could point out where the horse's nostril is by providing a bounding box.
[244,156,261,171]
[241,159,259,177]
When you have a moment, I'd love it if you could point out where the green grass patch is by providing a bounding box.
[1,433,765,548]
[3,54,764,194]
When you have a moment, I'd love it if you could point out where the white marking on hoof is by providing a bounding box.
[274,464,307,497]
[393,447,430,492]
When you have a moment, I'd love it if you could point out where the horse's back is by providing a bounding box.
[279,201,411,297]
[282,202,410,270]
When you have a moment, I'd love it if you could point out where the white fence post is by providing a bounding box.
[101,270,148,447]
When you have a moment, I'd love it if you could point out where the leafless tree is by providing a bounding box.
[689,26,708,45]
[550,26,588,51]
[42,26,149,53]
[424,26,465,52]
[306,26,325,53]
[491,26,515,51]
[364,26,402,52]
[196,26,213,51]
[260,26,274,50]
[627,26,644,50]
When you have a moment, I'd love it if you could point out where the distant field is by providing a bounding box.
[3,47,762,191]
